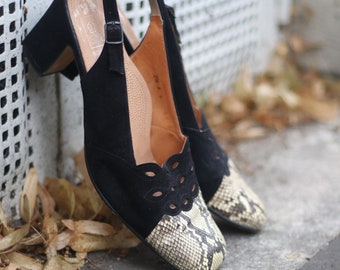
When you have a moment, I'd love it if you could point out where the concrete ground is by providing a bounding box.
[82,116,340,270]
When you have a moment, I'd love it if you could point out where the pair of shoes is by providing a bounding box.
[23,0,227,269]
[48,2,266,232]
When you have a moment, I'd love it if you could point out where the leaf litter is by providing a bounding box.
[202,35,340,144]
[0,161,140,269]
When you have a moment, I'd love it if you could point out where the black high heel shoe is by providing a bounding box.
[160,6,266,232]
[23,0,226,269]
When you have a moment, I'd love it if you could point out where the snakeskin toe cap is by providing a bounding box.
[146,191,226,270]
[207,160,266,232]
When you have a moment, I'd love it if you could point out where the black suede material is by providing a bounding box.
[157,1,199,131]
[183,115,230,202]
[81,45,134,164]
[85,139,198,238]
[158,2,231,202]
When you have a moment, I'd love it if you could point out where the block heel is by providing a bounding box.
[23,0,76,76]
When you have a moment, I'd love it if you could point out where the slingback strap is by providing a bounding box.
[103,0,125,74]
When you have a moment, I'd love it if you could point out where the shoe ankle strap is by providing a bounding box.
[103,0,124,74]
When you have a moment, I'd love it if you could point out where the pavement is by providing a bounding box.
[82,116,340,270]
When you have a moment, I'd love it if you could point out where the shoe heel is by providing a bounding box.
[23,0,75,76]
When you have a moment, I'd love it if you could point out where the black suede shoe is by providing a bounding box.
[162,6,266,232]
[23,0,226,269]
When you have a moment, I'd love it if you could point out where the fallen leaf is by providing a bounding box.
[300,96,339,121]
[0,202,13,235]
[5,252,43,270]
[44,255,83,270]
[278,83,301,108]
[220,95,248,120]
[69,231,139,253]
[0,224,30,253]
[254,82,279,110]
[37,183,55,217]
[73,150,92,188]
[73,183,103,220]
[20,168,39,223]
[42,216,58,242]
[46,230,73,258]
[62,220,116,236]
[44,178,76,218]
[231,120,269,141]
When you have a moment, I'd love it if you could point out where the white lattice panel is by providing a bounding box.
[0,0,30,218]
[120,0,260,92]
[0,0,58,220]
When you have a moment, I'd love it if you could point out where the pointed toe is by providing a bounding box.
[208,160,265,232]
[147,192,226,270]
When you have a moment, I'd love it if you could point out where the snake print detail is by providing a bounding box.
[146,191,226,270]
[208,160,266,231]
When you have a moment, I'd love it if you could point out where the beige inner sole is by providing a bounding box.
[67,0,185,165]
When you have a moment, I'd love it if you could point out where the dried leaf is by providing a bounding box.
[62,220,116,236]
[114,226,141,248]
[20,168,39,223]
[44,255,83,270]
[0,224,30,252]
[42,216,58,242]
[254,83,278,110]
[19,233,44,247]
[5,263,20,270]
[44,178,76,218]
[220,95,248,120]
[0,202,13,235]
[278,84,301,108]
[69,232,138,253]
[37,183,55,216]
[73,149,92,187]
[5,252,43,270]
[300,96,339,121]
[73,184,104,220]
[231,120,269,141]
[76,252,87,261]
[46,230,73,258]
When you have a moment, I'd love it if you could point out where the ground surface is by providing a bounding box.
[82,116,340,270]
